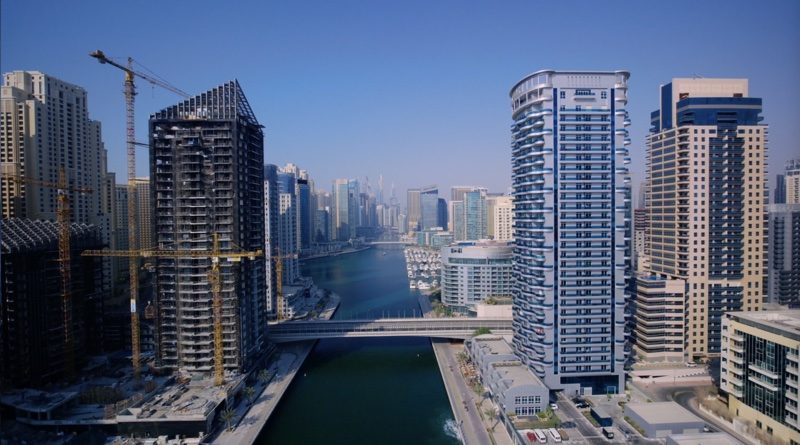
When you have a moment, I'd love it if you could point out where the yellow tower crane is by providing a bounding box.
[273,251,298,321]
[82,237,262,386]
[89,49,190,379]
[2,167,93,381]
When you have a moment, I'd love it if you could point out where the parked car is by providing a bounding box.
[550,403,559,410]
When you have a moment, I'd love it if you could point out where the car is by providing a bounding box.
[703,425,713,432]
[550,403,559,410]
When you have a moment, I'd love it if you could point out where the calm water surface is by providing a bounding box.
[256,248,459,445]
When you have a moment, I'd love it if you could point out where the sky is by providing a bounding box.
[2,0,799,207]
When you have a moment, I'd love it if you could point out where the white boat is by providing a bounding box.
[418,282,431,290]
[409,282,417,289]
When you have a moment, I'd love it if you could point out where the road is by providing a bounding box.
[432,339,498,445]
[555,392,607,444]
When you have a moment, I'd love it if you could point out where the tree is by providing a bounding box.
[221,407,236,432]
[258,369,270,385]
[244,386,256,405]
[484,407,498,431]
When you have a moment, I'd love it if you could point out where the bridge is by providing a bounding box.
[268,317,512,342]
[368,240,414,246]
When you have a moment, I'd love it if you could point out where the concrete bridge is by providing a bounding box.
[268,317,512,342]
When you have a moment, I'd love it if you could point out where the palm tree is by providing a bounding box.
[244,386,256,405]
[221,407,236,432]
[258,369,270,385]
[484,408,497,431]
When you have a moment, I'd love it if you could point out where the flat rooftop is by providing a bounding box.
[667,432,742,445]
[120,379,233,422]
[728,310,800,336]
[627,402,702,425]
[491,361,546,389]
[0,389,78,414]
[472,335,515,355]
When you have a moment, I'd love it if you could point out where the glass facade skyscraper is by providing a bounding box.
[509,70,631,393]
[420,185,439,230]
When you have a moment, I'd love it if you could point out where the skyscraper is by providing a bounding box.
[333,179,350,241]
[775,174,787,205]
[787,158,800,204]
[264,164,279,319]
[464,189,487,240]
[277,171,300,284]
[297,177,312,249]
[347,179,360,238]
[452,201,465,241]
[767,204,800,306]
[487,195,513,241]
[134,177,153,250]
[510,70,631,393]
[437,198,448,229]
[150,80,266,375]
[420,185,439,230]
[1,70,113,297]
[407,188,421,231]
[644,78,766,359]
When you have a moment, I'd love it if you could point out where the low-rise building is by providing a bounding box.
[624,402,705,438]
[466,335,548,417]
[666,432,742,445]
[440,241,512,313]
[631,275,685,363]
[720,310,800,444]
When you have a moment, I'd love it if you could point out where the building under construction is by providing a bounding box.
[149,80,266,377]
[0,218,105,388]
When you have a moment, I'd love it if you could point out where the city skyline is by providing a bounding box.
[2,0,798,202]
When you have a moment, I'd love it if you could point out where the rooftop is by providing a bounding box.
[472,335,515,355]
[0,389,79,414]
[667,432,742,445]
[728,310,800,336]
[118,378,236,422]
[491,361,546,389]
[626,402,703,425]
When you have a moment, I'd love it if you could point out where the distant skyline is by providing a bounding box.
[2,0,798,204]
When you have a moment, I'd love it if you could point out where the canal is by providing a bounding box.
[256,247,460,444]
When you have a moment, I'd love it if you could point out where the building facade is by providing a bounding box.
[767,204,800,306]
[407,188,421,232]
[510,70,631,393]
[720,311,800,444]
[787,159,800,205]
[1,219,105,388]
[441,241,513,312]
[631,275,685,362]
[645,78,766,359]
[150,80,266,376]
[277,171,300,284]
[420,185,439,231]
[487,194,513,241]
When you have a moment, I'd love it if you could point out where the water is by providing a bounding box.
[256,248,459,445]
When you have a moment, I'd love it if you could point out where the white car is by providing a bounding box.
[550,403,559,410]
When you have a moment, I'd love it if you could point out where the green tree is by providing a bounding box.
[473,327,492,336]
[221,407,236,432]
[244,386,256,404]
[258,369,270,385]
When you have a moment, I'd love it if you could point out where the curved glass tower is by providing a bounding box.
[509,70,631,394]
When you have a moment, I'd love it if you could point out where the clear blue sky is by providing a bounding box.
[2,0,798,205]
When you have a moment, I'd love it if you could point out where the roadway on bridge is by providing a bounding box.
[268,317,512,342]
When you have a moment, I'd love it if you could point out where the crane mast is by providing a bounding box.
[90,50,189,380]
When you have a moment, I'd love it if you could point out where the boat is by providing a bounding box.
[418,282,431,290]
[409,282,417,289]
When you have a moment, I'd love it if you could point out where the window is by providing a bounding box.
[600,91,607,99]
[560,91,566,99]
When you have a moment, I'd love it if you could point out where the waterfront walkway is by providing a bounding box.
[268,317,512,342]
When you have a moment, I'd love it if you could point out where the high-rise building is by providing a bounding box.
[487,195,513,241]
[437,198,448,230]
[452,200,465,241]
[277,171,300,284]
[787,159,800,205]
[114,184,130,277]
[767,204,800,306]
[450,187,476,231]
[407,188,421,232]
[347,180,360,238]
[419,185,438,231]
[510,70,631,393]
[264,164,279,319]
[645,78,766,360]
[333,179,350,241]
[464,189,487,241]
[776,174,787,205]
[297,177,312,249]
[1,70,113,297]
[314,208,330,242]
[633,209,649,273]
[1,219,105,388]
[134,177,153,250]
[720,311,800,444]
[150,81,266,375]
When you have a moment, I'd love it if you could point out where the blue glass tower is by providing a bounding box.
[509,70,631,393]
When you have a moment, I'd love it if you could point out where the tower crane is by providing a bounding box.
[273,250,299,321]
[89,49,190,379]
[82,237,262,386]
[2,167,93,380]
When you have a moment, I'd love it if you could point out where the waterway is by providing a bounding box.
[256,248,460,444]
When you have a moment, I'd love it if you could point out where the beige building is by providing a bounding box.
[720,311,800,444]
[487,194,513,241]
[644,78,766,360]
[1,70,113,293]
[631,275,685,362]
[787,159,800,205]
[134,177,153,249]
